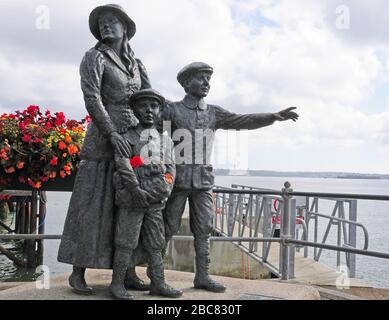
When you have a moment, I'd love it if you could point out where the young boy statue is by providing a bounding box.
[109,88,183,300]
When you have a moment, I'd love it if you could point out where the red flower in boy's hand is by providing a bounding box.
[130,156,144,168]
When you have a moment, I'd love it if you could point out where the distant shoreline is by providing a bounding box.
[214,169,389,180]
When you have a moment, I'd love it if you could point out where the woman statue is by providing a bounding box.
[57,4,150,295]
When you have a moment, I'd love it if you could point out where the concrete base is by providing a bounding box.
[0,267,320,300]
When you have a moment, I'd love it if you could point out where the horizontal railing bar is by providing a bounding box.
[0,234,282,242]
[172,236,282,242]
[2,235,389,261]
[213,189,389,201]
[286,239,389,260]
[213,189,282,196]
[0,234,62,240]
[291,192,389,201]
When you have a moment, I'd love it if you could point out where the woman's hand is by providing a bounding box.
[109,132,132,158]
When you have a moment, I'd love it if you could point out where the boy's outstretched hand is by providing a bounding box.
[274,107,299,122]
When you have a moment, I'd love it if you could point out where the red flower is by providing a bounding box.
[27,105,40,116]
[58,141,67,150]
[48,172,57,179]
[50,157,58,166]
[130,156,144,168]
[22,134,32,143]
[16,162,25,169]
[44,122,53,129]
[27,178,42,189]
[0,148,9,161]
[55,112,66,126]
[5,167,15,174]
[19,119,31,131]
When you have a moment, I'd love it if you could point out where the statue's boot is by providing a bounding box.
[124,265,151,291]
[148,253,183,298]
[69,266,94,295]
[109,249,134,300]
[193,237,226,293]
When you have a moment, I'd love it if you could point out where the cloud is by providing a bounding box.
[0,0,388,173]
[0,52,82,117]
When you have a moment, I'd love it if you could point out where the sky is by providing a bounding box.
[0,0,389,174]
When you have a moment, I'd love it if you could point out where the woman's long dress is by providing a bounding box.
[57,43,150,268]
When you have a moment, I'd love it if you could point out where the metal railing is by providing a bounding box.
[219,184,366,278]
[2,182,389,281]
[212,182,389,280]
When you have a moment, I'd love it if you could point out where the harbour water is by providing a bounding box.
[1,176,389,288]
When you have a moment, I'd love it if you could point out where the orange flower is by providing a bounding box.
[48,171,57,179]
[58,141,67,150]
[5,167,15,174]
[62,153,68,158]
[67,145,79,155]
[16,162,25,169]
[27,179,42,189]
[65,135,72,143]
[59,170,66,179]
[165,173,174,185]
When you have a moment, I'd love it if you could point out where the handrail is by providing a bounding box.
[2,182,388,282]
[309,211,369,250]
[213,188,389,201]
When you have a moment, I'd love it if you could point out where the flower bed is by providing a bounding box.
[0,105,89,190]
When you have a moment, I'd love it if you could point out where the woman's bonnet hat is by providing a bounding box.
[89,4,136,41]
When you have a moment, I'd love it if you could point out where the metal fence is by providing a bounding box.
[2,182,389,281]
[212,182,389,280]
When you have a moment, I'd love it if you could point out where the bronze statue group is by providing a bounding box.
[57,4,299,300]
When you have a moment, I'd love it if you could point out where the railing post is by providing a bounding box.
[348,200,357,278]
[280,182,296,280]
[262,197,272,262]
[227,193,235,236]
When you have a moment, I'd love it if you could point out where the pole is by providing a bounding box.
[280,181,296,280]
[37,191,47,266]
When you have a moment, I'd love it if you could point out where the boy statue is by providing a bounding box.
[161,62,299,292]
[110,88,183,300]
